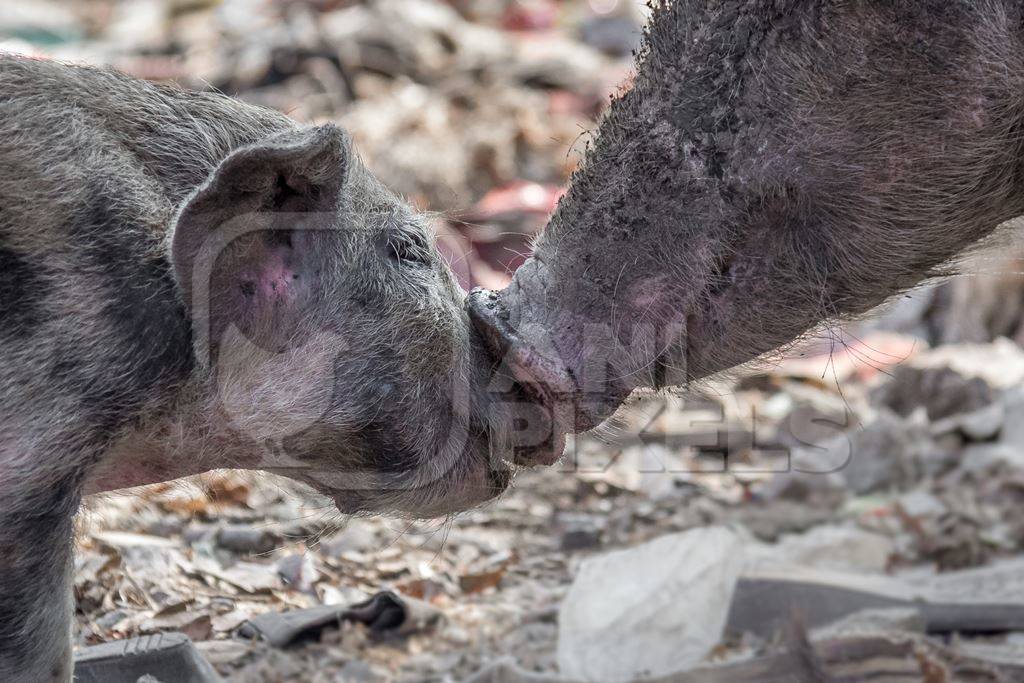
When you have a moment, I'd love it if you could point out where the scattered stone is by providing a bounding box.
[338,659,388,683]
[731,501,840,542]
[910,338,1024,389]
[838,410,930,495]
[320,520,379,556]
[578,14,642,57]
[998,386,1024,449]
[555,512,605,552]
[810,607,926,641]
[557,527,745,682]
[873,365,995,422]
[215,526,280,555]
[896,490,947,520]
[956,633,1024,669]
[748,525,896,573]
[275,553,319,593]
[192,640,253,668]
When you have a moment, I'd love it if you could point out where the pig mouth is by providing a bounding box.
[491,377,569,467]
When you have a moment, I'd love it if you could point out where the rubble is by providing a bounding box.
[73,632,222,683]
[236,591,442,647]
[71,319,1024,680]
[727,565,1024,640]
[68,312,1024,679]
[556,527,745,681]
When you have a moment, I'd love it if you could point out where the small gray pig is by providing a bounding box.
[0,55,545,681]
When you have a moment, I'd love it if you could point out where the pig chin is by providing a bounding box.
[328,463,511,519]
[310,428,512,518]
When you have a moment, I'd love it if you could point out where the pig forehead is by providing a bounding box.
[349,198,417,231]
[345,165,411,216]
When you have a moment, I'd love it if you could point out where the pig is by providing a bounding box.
[0,55,547,682]
[469,0,1024,445]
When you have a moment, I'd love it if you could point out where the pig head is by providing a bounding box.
[470,0,1024,446]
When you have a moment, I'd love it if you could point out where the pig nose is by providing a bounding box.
[467,288,625,436]
[467,287,568,466]
[466,287,576,408]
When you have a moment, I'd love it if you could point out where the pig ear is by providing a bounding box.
[170,123,348,365]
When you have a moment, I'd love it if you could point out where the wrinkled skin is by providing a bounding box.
[0,57,536,681]
[470,0,1024,445]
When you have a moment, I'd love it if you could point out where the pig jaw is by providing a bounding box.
[84,362,516,518]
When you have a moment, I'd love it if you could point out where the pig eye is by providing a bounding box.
[386,231,432,267]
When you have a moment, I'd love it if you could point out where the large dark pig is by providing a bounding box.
[469,1,1024,447]
[0,55,546,681]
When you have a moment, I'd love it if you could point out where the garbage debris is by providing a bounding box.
[556,527,745,682]
[73,632,222,683]
[236,591,441,647]
[726,565,1024,641]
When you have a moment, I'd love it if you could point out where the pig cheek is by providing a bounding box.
[625,274,693,340]
[627,275,677,318]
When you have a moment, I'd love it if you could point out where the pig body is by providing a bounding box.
[471,0,1024,438]
[0,56,531,681]
[1,56,251,682]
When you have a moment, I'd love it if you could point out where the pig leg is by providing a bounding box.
[0,473,80,682]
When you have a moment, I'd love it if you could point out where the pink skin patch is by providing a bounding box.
[238,246,303,313]
[253,253,298,301]
[628,275,686,342]
[221,238,311,353]
[629,275,670,314]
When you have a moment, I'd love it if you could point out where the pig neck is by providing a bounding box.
[83,377,281,495]
[83,67,295,205]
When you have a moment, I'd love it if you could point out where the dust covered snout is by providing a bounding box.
[467,287,629,464]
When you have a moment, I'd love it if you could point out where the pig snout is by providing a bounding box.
[467,288,576,406]
[468,287,610,465]
[466,288,571,466]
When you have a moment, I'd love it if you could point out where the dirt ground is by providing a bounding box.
[8,1,1024,681]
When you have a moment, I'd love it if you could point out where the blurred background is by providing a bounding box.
[9,1,1024,681]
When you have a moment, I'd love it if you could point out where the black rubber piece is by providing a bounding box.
[727,576,1024,639]
[73,632,222,683]
[237,590,411,647]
